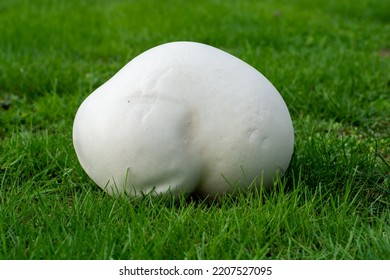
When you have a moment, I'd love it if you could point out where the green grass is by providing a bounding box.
[0,0,389,259]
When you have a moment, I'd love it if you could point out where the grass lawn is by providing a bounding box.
[0,0,389,259]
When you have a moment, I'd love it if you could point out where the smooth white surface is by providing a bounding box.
[73,41,294,197]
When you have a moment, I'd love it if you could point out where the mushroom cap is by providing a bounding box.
[73,41,294,197]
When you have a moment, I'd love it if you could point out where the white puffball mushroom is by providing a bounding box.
[73,41,294,198]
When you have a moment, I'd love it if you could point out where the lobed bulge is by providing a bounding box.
[73,41,294,198]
